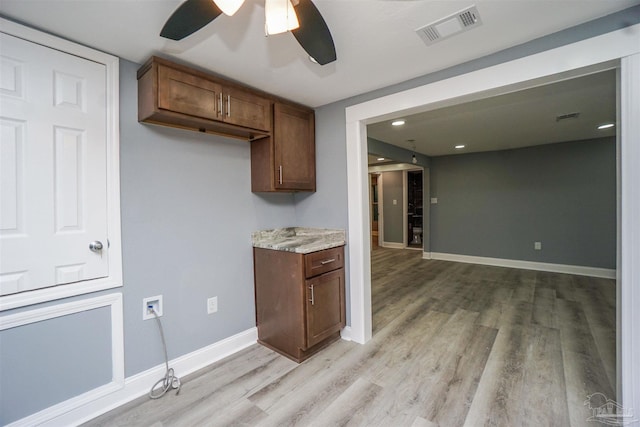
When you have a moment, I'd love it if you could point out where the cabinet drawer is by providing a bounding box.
[304,246,344,278]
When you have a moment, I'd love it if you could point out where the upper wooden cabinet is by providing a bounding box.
[251,102,316,192]
[223,85,272,131]
[138,56,271,140]
[138,56,315,193]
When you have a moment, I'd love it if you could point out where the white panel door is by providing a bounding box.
[0,33,108,295]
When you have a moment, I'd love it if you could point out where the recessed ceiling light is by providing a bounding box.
[598,123,615,130]
[391,120,405,126]
[454,145,465,149]
[377,157,385,161]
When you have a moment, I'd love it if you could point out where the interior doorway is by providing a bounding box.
[370,173,380,249]
[406,170,423,249]
[345,30,640,415]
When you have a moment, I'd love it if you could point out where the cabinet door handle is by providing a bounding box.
[218,93,223,117]
[309,284,315,305]
[226,95,231,117]
[278,165,283,185]
[320,258,336,265]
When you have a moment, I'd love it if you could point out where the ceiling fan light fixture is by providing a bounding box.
[265,0,299,36]
[213,0,245,16]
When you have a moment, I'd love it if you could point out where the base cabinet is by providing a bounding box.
[253,246,345,362]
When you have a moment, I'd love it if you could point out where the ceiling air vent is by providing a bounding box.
[416,5,482,46]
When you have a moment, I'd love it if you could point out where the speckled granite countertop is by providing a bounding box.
[252,227,346,254]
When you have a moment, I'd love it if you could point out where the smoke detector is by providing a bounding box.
[416,5,482,46]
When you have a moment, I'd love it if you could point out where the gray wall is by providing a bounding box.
[430,138,616,268]
[381,171,404,244]
[118,59,296,375]
[1,307,112,424]
[2,6,638,423]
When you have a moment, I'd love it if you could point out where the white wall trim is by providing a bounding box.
[1,293,125,427]
[340,326,353,342]
[7,327,258,427]
[619,52,640,423]
[429,252,616,279]
[346,119,373,344]
[380,242,405,249]
[0,18,122,312]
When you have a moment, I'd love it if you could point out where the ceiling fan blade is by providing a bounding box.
[291,0,336,65]
[160,0,223,41]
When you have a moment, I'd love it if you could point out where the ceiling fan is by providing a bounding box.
[160,0,337,65]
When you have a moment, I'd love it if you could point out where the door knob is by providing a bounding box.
[89,241,103,252]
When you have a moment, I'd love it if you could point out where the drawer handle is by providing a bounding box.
[309,284,315,305]
[227,95,231,117]
[320,258,336,265]
[218,93,223,117]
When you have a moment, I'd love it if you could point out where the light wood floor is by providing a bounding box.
[85,248,616,427]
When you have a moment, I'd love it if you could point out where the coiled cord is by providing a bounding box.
[148,308,181,399]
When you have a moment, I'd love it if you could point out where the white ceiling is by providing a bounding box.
[1,0,638,108]
[367,69,617,158]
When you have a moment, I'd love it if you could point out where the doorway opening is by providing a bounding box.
[406,170,423,249]
[345,27,640,412]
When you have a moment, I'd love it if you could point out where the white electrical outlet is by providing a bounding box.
[431,197,438,204]
[534,241,542,250]
[143,295,163,320]
[207,296,218,314]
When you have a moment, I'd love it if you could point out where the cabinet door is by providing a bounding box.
[223,86,271,131]
[305,269,345,349]
[274,103,315,191]
[158,64,221,121]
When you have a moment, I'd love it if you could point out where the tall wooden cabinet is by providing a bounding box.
[251,102,316,192]
[253,246,345,362]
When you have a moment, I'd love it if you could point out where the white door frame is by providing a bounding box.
[345,25,640,413]
[0,18,122,310]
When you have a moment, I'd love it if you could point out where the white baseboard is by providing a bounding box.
[340,326,353,341]
[26,327,258,427]
[380,241,404,249]
[428,252,615,279]
[422,252,432,260]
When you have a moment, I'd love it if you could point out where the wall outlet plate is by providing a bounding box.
[534,241,542,250]
[207,296,218,314]
[143,295,163,320]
